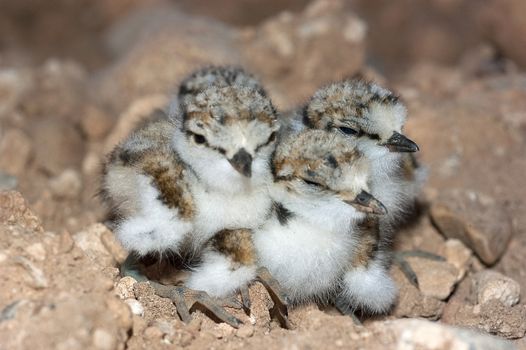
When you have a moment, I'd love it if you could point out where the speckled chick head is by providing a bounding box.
[179,65,267,102]
[303,79,418,154]
[179,84,279,178]
[273,129,386,214]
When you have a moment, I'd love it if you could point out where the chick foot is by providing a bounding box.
[120,254,243,328]
[237,284,252,311]
[151,282,243,328]
[254,266,293,329]
[393,250,445,288]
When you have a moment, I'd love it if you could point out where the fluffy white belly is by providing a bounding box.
[254,219,352,303]
[192,188,272,242]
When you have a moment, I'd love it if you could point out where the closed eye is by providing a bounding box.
[302,179,323,188]
[338,127,360,136]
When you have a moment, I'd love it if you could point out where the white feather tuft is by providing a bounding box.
[186,251,256,298]
[115,175,193,256]
[339,260,397,314]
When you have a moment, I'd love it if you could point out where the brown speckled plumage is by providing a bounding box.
[211,229,256,266]
[350,216,380,268]
[303,79,400,131]
[273,129,366,190]
[179,65,268,100]
[103,113,195,221]
[141,152,195,219]
[184,85,277,127]
[399,153,420,182]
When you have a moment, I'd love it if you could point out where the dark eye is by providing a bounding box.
[339,127,359,136]
[355,191,369,204]
[193,133,206,145]
[302,179,323,187]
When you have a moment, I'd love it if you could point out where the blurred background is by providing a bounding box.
[2,0,524,230]
[1,1,525,349]
[1,0,524,76]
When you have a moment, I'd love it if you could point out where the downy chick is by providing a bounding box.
[254,129,387,305]
[102,82,279,327]
[301,79,438,316]
[176,67,290,325]
[302,78,423,225]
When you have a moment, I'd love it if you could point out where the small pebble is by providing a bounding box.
[115,276,137,299]
[430,192,512,265]
[444,239,472,281]
[473,271,521,307]
[124,298,144,317]
[406,257,458,300]
[101,266,120,280]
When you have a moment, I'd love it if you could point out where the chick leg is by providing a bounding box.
[120,253,148,282]
[207,229,292,328]
[239,284,251,311]
[255,266,293,329]
[393,250,445,288]
[120,253,243,328]
[333,296,362,325]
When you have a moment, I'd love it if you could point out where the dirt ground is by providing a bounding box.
[0,1,525,349]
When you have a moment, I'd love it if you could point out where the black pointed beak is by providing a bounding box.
[382,131,419,153]
[343,190,387,215]
[229,148,252,177]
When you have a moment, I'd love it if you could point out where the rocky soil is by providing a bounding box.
[1,1,525,349]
